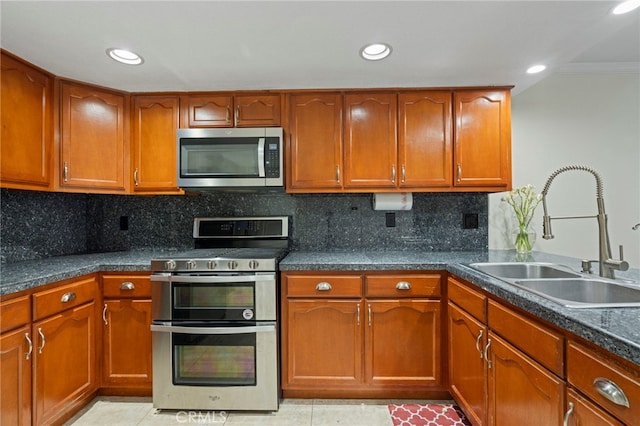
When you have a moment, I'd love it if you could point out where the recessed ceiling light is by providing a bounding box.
[106,48,143,65]
[613,0,640,15]
[360,43,392,61]
[526,64,547,74]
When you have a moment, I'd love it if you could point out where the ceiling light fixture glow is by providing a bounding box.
[107,48,143,65]
[360,43,392,61]
[613,0,640,15]
[526,64,547,74]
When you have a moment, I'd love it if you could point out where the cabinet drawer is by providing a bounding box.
[488,300,563,376]
[103,275,151,298]
[0,295,31,333]
[285,274,362,298]
[365,274,441,298]
[33,276,97,321]
[567,341,640,425]
[448,276,486,322]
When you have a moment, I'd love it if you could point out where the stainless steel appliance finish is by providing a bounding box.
[177,127,283,189]
[150,217,288,412]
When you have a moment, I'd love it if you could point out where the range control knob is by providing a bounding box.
[249,260,260,270]
[228,260,239,270]
[207,260,217,270]
[186,260,197,270]
[164,260,177,270]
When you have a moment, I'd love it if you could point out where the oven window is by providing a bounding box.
[173,332,256,386]
[174,284,254,309]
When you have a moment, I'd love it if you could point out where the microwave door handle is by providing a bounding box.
[257,137,266,177]
[151,323,276,335]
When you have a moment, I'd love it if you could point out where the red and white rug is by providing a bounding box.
[388,403,472,426]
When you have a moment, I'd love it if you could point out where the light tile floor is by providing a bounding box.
[64,397,453,425]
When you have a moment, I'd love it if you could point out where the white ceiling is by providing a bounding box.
[1,1,639,95]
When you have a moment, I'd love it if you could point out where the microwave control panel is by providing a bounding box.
[265,138,280,178]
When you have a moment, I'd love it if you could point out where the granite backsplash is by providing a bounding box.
[1,188,488,263]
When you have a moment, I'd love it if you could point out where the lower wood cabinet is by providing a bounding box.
[281,271,445,398]
[0,324,32,426]
[448,275,566,426]
[33,301,96,425]
[101,274,152,394]
[486,332,565,425]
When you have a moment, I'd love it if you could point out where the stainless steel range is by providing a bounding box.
[150,216,289,412]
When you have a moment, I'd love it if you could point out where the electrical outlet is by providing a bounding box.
[386,212,396,227]
[119,216,129,231]
[463,213,478,229]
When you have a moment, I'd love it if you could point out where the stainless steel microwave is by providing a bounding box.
[177,127,283,189]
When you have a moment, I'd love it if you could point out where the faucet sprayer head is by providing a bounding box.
[542,215,554,239]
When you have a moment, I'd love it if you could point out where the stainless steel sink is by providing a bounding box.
[513,278,640,308]
[469,262,581,280]
[468,262,640,308]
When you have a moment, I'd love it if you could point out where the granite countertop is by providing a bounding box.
[280,250,640,366]
[2,248,639,366]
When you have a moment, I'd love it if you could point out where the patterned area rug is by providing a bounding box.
[388,403,472,426]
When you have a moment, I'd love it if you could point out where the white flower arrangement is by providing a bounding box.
[502,184,542,252]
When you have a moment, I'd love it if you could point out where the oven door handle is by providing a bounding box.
[151,323,276,335]
[150,274,273,284]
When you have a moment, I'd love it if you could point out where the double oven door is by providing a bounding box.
[150,272,279,411]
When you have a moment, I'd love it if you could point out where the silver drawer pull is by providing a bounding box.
[37,327,45,354]
[396,281,412,290]
[475,329,484,359]
[60,292,76,303]
[25,333,33,360]
[315,282,332,291]
[120,282,135,290]
[563,402,574,426]
[483,338,492,369]
[593,377,630,407]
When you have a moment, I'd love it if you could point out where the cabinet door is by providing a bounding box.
[344,93,397,188]
[0,325,32,426]
[287,94,343,191]
[235,94,281,127]
[102,299,152,387]
[487,333,564,426]
[453,90,511,189]
[284,300,362,388]
[60,82,128,191]
[180,95,232,127]
[132,96,181,193]
[365,300,441,387]
[565,388,624,426]
[448,302,487,426]
[1,53,53,190]
[33,302,96,426]
[398,91,452,188]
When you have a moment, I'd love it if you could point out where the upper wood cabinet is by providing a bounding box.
[344,93,398,189]
[286,93,343,191]
[453,89,511,189]
[131,95,182,193]
[180,94,281,128]
[1,52,53,191]
[59,81,129,193]
[398,91,452,189]
[286,88,509,193]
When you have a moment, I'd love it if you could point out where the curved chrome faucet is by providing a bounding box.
[541,165,628,279]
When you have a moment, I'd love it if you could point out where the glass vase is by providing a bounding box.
[513,227,536,254]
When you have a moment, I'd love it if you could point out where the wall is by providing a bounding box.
[1,189,488,263]
[489,72,640,268]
